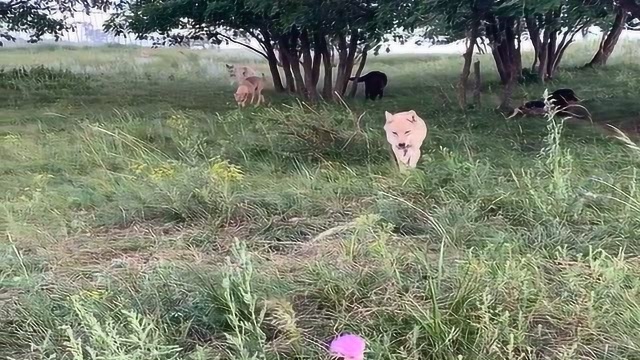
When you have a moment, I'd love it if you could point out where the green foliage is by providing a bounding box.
[0,0,106,45]
[105,0,274,49]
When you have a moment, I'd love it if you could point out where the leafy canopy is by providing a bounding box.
[0,0,107,44]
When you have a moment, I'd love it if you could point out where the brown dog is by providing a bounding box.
[234,76,265,107]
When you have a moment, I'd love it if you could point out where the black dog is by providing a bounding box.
[508,88,583,118]
[349,71,388,100]
[549,88,580,107]
[515,100,547,117]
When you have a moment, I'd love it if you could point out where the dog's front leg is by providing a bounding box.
[407,149,421,168]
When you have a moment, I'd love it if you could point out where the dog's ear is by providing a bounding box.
[384,111,394,123]
[407,110,418,122]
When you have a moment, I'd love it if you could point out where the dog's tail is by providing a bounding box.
[349,73,369,82]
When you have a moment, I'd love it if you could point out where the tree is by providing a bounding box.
[0,0,105,46]
[260,0,402,99]
[409,0,526,109]
[106,0,404,101]
[412,0,622,110]
[415,0,477,108]
[105,0,287,92]
[586,5,629,66]
[409,0,493,109]
[525,0,608,82]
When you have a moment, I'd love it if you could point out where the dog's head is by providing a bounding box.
[234,86,250,105]
[550,88,580,104]
[226,64,236,77]
[383,110,426,150]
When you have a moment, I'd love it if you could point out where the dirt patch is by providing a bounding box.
[41,221,231,276]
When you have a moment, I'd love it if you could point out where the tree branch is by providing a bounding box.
[217,33,269,59]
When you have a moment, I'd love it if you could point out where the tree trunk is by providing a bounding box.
[458,22,479,109]
[278,36,296,92]
[311,33,322,87]
[341,29,360,94]
[348,44,369,98]
[283,28,306,96]
[473,60,481,106]
[274,44,283,67]
[546,27,558,79]
[491,46,508,84]
[281,57,296,92]
[311,51,322,86]
[300,29,318,100]
[319,35,333,99]
[486,16,508,84]
[591,30,609,65]
[334,33,348,97]
[514,18,522,81]
[266,50,285,92]
[494,16,519,110]
[526,15,541,72]
[260,30,284,92]
[537,12,552,82]
[550,31,573,77]
[330,44,337,67]
[531,52,539,73]
[289,57,306,97]
[587,8,627,67]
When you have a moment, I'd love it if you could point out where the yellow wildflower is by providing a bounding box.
[209,159,244,183]
[167,113,192,136]
[150,163,176,181]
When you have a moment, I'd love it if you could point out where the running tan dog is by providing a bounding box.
[226,64,257,83]
[234,76,265,107]
[384,110,428,170]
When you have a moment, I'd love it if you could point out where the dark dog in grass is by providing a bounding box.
[349,71,388,100]
[507,88,584,119]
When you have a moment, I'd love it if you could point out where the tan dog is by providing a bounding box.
[234,76,265,107]
[226,64,257,83]
[384,110,428,170]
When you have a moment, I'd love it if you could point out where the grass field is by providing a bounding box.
[1,40,640,359]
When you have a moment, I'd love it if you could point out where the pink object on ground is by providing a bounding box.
[329,334,366,360]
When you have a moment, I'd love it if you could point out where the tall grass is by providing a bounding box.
[2,42,640,359]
